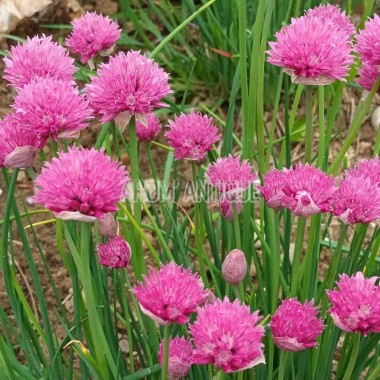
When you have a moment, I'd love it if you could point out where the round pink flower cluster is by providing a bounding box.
[165,110,221,161]
[158,337,193,380]
[355,15,380,92]
[190,297,265,373]
[267,5,354,85]
[132,262,206,325]
[66,12,121,65]
[327,272,380,336]
[271,299,325,351]
[85,51,172,128]
[1,34,92,165]
[96,235,131,269]
[260,163,336,217]
[260,159,380,224]
[206,155,257,220]
[3,35,76,88]
[12,77,92,141]
[0,114,45,169]
[34,146,129,221]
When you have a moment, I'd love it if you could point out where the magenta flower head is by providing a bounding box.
[355,15,380,67]
[132,262,206,325]
[305,4,355,38]
[207,155,257,195]
[346,156,380,187]
[66,12,121,66]
[34,146,129,222]
[0,114,46,168]
[267,16,354,85]
[96,236,131,268]
[12,77,93,141]
[3,35,76,89]
[85,51,171,129]
[207,155,257,220]
[259,169,285,211]
[222,249,247,286]
[327,272,380,336]
[136,113,161,142]
[190,297,265,373]
[347,158,380,186]
[281,164,336,217]
[270,298,325,352]
[158,337,193,380]
[357,62,380,93]
[332,175,380,225]
[165,110,221,161]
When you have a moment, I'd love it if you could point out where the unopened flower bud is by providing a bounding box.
[202,289,217,305]
[222,249,247,286]
[98,212,118,237]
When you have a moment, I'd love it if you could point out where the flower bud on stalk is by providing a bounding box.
[222,249,247,286]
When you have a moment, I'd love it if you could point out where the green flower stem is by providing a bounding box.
[192,163,209,287]
[290,217,306,296]
[79,222,117,379]
[318,223,348,318]
[317,86,325,168]
[342,334,360,380]
[300,214,320,300]
[265,208,280,312]
[304,85,313,163]
[278,350,288,380]
[233,201,241,250]
[161,325,171,380]
[129,118,146,278]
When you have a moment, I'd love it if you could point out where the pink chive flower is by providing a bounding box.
[158,337,193,380]
[357,62,380,93]
[0,114,46,168]
[327,272,380,336]
[281,164,336,217]
[66,12,121,65]
[207,155,257,195]
[259,169,285,211]
[136,113,161,142]
[132,262,206,325]
[355,15,380,67]
[267,16,354,85]
[219,195,242,221]
[34,146,129,222]
[165,110,221,161]
[85,51,171,130]
[12,77,92,141]
[96,236,131,268]
[347,158,380,186]
[190,297,265,373]
[305,4,355,38]
[270,298,325,352]
[332,175,380,225]
[3,35,76,88]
